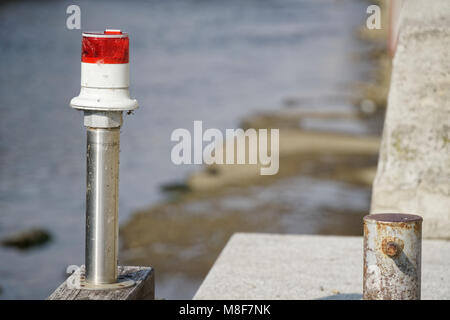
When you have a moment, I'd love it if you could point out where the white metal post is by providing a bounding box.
[70,29,138,290]
[363,213,422,300]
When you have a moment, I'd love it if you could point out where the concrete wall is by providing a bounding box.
[194,233,450,299]
[371,0,450,239]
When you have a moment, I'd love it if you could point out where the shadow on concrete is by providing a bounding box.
[316,293,362,300]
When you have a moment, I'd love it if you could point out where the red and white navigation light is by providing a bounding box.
[71,29,138,115]
[70,30,138,290]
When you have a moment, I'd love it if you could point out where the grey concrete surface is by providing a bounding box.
[194,233,450,300]
[371,0,450,238]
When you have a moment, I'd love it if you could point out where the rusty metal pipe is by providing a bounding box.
[363,213,422,300]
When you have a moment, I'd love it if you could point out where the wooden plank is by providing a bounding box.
[48,266,154,300]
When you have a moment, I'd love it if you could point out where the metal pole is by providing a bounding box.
[363,213,422,300]
[71,30,138,290]
[85,126,120,284]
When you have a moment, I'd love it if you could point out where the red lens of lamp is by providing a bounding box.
[81,32,129,64]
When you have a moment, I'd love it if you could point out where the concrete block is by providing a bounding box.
[194,233,450,299]
[371,0,450,238]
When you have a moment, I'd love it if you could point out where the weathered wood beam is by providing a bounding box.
[48,266,154,300]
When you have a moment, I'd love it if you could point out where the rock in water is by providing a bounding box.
[1,228,52,250]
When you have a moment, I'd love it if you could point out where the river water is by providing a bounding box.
[0,0,371,299]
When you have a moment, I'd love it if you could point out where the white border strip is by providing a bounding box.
[82,32,128,39]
